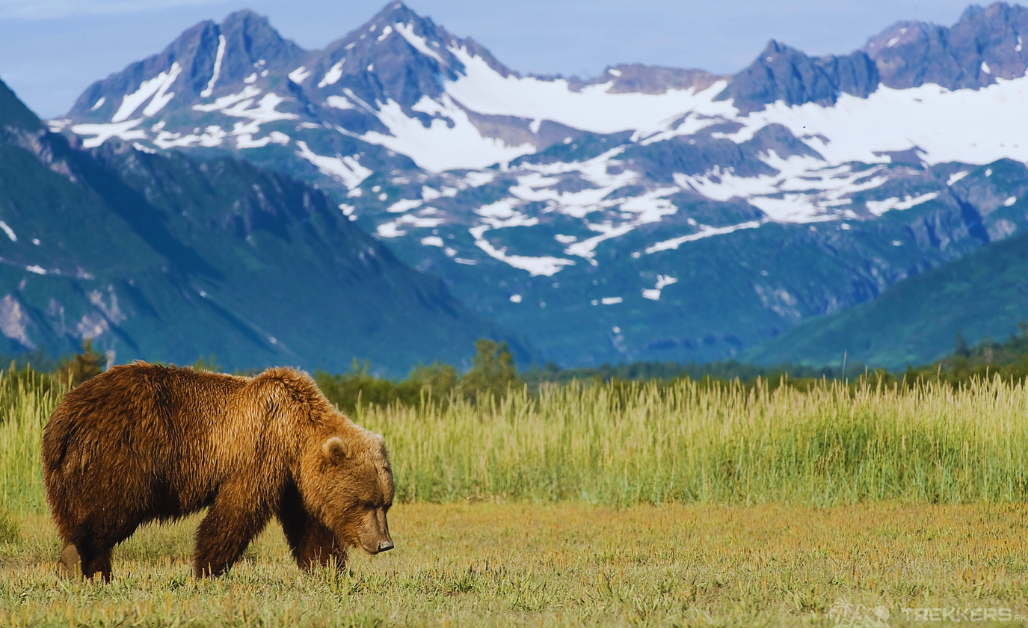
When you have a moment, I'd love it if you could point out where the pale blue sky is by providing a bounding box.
[0,0,979,118]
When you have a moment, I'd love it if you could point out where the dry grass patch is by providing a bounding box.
[1,503,1027,626]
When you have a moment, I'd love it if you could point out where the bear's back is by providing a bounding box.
[43,363,250,478]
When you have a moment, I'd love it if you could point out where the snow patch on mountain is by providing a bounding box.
[112,62,182,123]
[723,75,1028,167]
[71,119,147,148]
[288,66,311,84]
[362,96,534,171]
[947,170,970,185]
[325,95,354,110]
[470,226,575,276]
[634,113,727,145]
[295,140,372,189]
[377,212,445,237]
[387,198,422,213]
[560,186,680,262]
[0,221,17,242]
[446,46,735,135]
[675,155,888,222]
[618,187,681,223]
[645,221,764,254]
[153,125,227,149]
[200,35,227,98]
[565,224,635,261]
[319,60,345,88]
[476,199,518,220]
[866,192,940,216]
[192,86,297,147]
[642,275,678,300]
[509,148,637,218]
[193,85,261,112]
[0,295,34,349]
[394,22,445,64]
[236,130,290,149]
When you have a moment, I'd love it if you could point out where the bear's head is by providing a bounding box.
[305,430,395,555]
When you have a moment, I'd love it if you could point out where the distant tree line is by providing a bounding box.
[312,339,518,413]
[312,320,1028,407]
[894,323,1028,387]
[7,325,1028,410]
[0,339,105,398]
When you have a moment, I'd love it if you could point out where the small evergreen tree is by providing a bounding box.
[57,339,105,387]
[406,362,458,402]
[192,355,221,373]
[954,330,970,357]
[459,339,519,401]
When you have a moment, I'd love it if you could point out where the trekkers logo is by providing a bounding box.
[829,601,890,627]
[899,607,1019,622]
[830,601,1024,626]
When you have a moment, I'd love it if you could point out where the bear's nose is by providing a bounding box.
[377,540,394,552]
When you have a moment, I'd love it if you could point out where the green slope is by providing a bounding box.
[0,78,532,374]
[744,228,1028,369]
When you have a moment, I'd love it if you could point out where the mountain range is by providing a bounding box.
[27,2,1028,368]
[0,76,529,373]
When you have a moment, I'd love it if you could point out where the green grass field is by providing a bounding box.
[1,372,1027,626]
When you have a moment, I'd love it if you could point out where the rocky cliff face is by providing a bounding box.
[865,3,1028,89]
[716,41,879,112]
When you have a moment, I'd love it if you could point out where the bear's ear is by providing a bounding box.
[322,437,350,463]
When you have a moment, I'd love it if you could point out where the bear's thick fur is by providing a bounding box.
[42,363,394,580]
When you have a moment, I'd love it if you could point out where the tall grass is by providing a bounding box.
[357,377,1028,506]
[1,370,1027,513]
[0,370,64,515]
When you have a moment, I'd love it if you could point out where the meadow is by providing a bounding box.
[1,370,1027,626]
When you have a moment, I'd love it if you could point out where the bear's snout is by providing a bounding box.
[358,507,393,555]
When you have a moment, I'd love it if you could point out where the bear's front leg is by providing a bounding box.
[194,486,272,577]
[295,519,347,570]
[278,486,347,570]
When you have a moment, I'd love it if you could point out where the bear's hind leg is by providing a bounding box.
[67,535,114,582]
[64,520,132,582]
[80,546,113,582]
[194,490,272,577]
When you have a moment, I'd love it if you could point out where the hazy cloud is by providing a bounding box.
[0,0,224,19]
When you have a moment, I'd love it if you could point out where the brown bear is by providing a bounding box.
[41,362,394,581]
